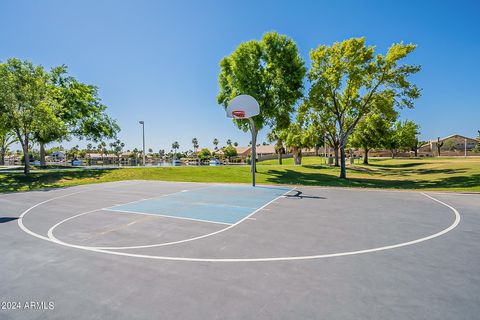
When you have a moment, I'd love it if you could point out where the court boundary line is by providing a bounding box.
[17,185,461,263]
[103,208,233,225]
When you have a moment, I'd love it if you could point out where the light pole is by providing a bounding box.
[139,121,145,166]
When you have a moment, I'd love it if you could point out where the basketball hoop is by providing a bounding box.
[231,110,246,118]
[226,95,260,187]
[226,95,259,119]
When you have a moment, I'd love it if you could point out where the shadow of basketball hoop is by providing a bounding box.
[284,190,326,200]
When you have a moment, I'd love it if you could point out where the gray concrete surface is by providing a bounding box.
[0,180,479,319]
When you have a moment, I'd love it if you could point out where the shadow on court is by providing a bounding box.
[284,190,326,200]
[0,217,19,223]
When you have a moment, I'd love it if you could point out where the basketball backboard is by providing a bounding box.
[226,95,259,119]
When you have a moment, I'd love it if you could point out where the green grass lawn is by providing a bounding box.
[1,157,479,193]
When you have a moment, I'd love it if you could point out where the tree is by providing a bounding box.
[223,145,237,162]
[411,138,426,157]
[475,131,480,152]
[197,148,211,161]
[172,141,180,158]
[279,122,315,165]
[226,139,232,146]
[36,65,118,165]
[436,137,444,156]
[192,138,199,154]
[110,139,125,165]
[233,142,238,147]
[0,59,65,174]
[383,120,419,158]
[266,129,285,165]
[444,139,456,151]
[0,114,17,165]
[213,138,219,150]
[158,149,165,159]
[217,31,306,167]
[307,38,421,178]
[350,112,396,164]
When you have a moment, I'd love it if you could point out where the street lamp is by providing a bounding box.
[139,121,145,166]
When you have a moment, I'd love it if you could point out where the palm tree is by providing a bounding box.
[192,138,199,154]
[226,139,232,146]
[172,141,180,159]
[213,138,219,150]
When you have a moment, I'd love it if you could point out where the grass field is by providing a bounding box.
[0,157,479,193]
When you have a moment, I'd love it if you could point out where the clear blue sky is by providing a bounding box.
[1,0,479,152]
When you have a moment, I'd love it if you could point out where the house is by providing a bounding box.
[255,145,276,156]
[234,146,251,158]
[50,151,66,161]
[419,134,478,154]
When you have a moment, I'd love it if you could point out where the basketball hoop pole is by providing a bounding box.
[249,118,256,187]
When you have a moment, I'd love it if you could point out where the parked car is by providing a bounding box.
[72,159,83,166]
[209,159,222,166]
[172,159,181,166]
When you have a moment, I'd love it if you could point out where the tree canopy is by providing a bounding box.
[0,58,119,173]
[217,31,306,138]
[306,37,421,178]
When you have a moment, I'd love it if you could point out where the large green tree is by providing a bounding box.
[217,31,306,161]
[36,65,119,165]
[0,59,64,173]
[307,37,421,178]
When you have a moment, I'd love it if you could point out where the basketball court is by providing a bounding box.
[1,180,479,319]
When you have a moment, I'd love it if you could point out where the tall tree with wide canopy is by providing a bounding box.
[307,37,421,178]
[217,31,306,159]
[36,65,119,165]
[0,59,64,174]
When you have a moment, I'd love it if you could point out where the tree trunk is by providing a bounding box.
[292,147,302,165]
[363,148,369,165]
[334,147,339,167]
[278,152,282,165]
[391,150,395,159]
[22,137,30,174]
[414,147,418,157]
[437,146,441,157]
[40,143,46,166]
[0,150,4,166]
[339,145,346,179]
[314,145,319,156]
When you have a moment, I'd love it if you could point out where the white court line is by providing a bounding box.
[18,185,462,263]
[48,187,296,250]
[103,208,232,226]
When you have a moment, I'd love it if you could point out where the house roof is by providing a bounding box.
[428,134,477,143]
[235,146,251,154]
[255,145,276,154]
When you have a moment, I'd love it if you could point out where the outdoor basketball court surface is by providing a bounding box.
[1,180,479,319]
